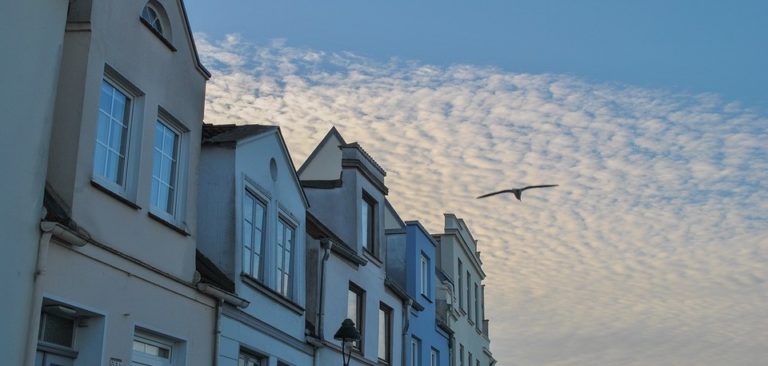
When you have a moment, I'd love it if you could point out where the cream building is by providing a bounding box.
[29,1,217,365]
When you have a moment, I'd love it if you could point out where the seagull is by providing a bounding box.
[476,184,559,201]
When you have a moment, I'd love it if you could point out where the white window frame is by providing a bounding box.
[420,253,429,298]
[149,108,189,225]
[275,214,297,298]
[411,337,421,366]
[132,329,180,366]
[430,348,439,366]
[242,189,267,281]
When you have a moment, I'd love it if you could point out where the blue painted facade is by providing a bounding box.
[403,221,451,366]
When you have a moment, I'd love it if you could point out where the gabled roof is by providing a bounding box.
[201,123,309,209]
[297,126,346,176]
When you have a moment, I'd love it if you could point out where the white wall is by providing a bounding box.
[0,1,68,364]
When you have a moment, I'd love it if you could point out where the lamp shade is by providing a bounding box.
[334,318,361,342]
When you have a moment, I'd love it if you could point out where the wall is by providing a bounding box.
[0,1,68,364]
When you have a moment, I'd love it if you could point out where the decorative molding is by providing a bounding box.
[341,159,388,195]
[222,305,314,355]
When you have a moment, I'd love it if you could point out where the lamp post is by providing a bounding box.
[334,318,360,366]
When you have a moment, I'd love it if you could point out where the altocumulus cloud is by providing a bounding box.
[196,34,768,366]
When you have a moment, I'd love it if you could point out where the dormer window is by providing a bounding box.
[361,191,377,256]
[141,5,163,35]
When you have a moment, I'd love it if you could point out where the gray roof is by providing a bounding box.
[202,123,277,143]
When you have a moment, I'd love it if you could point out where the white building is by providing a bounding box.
[0,1,69,364]
[434,214,495,366]
[31,0,218,365]
[197,124,313,366]
[301,128,408,366]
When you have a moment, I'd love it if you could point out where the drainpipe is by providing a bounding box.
[401,299,412,366]
[195,284,248,366]
[317,239,332,339]
[25,221,88,366]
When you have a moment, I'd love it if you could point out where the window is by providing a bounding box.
[468,352,473,366]
[459,344,464,366]
[93,79,131,189]
[458,259,464,310]
[420,253,429,298]
[243,191,266,280]
[141,4,164,34]
[348,283,365,351]
[361,191,376,255]
[430,348,439,366]
[150,120,181,218]
[38,311,75,348]
[467,271,472,322]
[276,218,295,297]
[378,303,392,363]
[132,330,176,366]
[239,351,266,366]
[411,337,421,366]
[475,283,480,330]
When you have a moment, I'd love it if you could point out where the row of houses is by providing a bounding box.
[1,1,495,366]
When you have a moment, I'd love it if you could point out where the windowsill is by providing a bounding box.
[148,211,190,236]
[363,249,382,267]
[378,359,391,366]
[420,293,433,303]
[140,17,177,51]
[459,308,467,316]
[240,273,304,315]
[468,317,475,326]
[37,341,78,358]
[90,179,141,210]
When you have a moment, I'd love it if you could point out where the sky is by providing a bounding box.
[185,1,768,365]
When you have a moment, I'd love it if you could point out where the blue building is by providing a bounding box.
[388,219,452,366]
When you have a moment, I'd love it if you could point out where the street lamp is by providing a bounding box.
[334,318,360,366]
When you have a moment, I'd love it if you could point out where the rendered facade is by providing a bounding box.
[27,0,219,365]
[434,214,496,366]
[3,2,497,366]
[0,1,68,364]
[301,128,407,366]
[198,124,312,366]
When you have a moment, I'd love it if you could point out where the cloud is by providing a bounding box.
[196,33,768,366]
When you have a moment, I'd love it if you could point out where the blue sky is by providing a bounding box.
[187,0,768,110]
[185,2,768,365]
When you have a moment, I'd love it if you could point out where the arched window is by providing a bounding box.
[141,5,163,35]
[140,1,172,43]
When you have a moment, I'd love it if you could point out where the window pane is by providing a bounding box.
[93,80,129,186]
[40,313,74,347]
[151,121,180,215]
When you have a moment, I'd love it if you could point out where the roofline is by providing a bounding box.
[385,199,406,230]
[297,126,346,176]
[404,220,438,248]
[178,0,211,79]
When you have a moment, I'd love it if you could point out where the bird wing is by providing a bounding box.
[520,184,559,191]
[476,189,516,199]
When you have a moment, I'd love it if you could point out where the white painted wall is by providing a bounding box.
[0,1,67,364]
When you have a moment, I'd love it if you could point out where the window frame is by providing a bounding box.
[430,348,439,366]
[149,109,189,226]
[378,303,392,363]
[458,259,464,311]
[420,253,430,299]
[131,329,179,366]
[242,188,267,281]
[239,350,267,366]
[475,282,480,330]
[348,282,365,352]
[275,215,297,299]
[467,271,473,322]
[92,78,134,194]
[361,191,377,256]
[411,337,421,366]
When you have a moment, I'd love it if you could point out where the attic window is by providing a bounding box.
[139,1,176,51]
[141,5,163,35]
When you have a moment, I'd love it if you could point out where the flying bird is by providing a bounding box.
[476,184,559,201]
